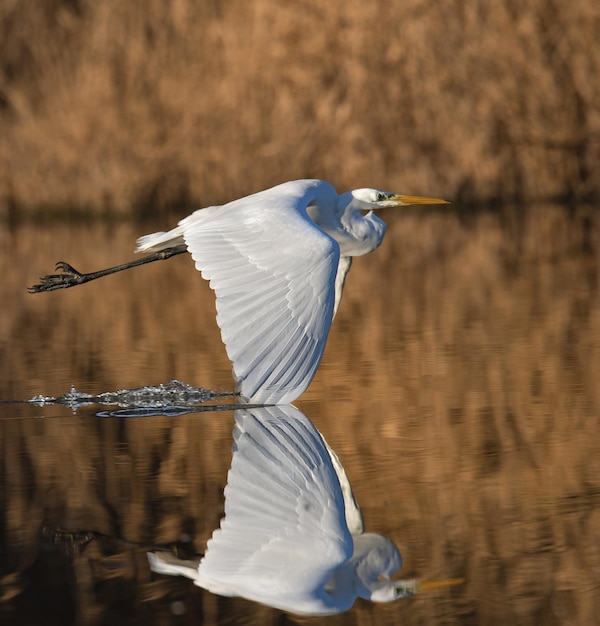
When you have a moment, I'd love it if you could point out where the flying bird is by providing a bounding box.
[147,404,460,615]
[30,179,448,404]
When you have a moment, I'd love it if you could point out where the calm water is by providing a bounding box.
[1,204,599,625]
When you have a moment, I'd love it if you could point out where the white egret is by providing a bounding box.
[147,405,460,615]
[30,180,448,404]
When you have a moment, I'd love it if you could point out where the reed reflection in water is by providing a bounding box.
[0,203,599,624]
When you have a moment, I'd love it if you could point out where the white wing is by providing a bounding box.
[181,181,339,404]
[195,405,353,612]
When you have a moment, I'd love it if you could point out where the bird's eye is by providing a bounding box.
[376,192,390,202]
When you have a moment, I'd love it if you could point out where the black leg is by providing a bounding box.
[28,245,188,293]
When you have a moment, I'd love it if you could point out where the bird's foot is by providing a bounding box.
[28,262,87,293]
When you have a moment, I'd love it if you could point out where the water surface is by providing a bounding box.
[1,205,599,625]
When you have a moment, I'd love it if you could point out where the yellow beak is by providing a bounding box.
[393,195,450,206]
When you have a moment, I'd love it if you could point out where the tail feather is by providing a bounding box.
[135,230,185,253]
[147,551,201,581]
[135,205,221,253]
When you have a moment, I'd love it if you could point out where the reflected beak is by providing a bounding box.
[418,578,464,592]
[392,195,450,206]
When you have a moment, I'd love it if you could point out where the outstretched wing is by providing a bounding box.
[196,405,353,612]
[182,180,340,404]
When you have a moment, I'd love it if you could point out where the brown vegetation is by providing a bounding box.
[1,0,599,218]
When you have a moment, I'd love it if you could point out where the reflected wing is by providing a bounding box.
[182,181,339,404]
[196,405,353,608]
[322,439,365,535]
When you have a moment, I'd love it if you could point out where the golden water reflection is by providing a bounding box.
[1,204,599,624]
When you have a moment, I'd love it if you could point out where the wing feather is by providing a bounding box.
[182,181,340,404]
[196,405,353,608]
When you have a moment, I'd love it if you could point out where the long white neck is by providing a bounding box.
[324,533,402,608]
[339,194,387,256]
[308,192,386,257]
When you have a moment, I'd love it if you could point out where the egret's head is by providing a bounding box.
[349,188,450,209]
[370,576,465,602]
[353,534,403,601]
[369,578,419,602]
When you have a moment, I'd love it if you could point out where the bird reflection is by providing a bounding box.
[148,404,459,615]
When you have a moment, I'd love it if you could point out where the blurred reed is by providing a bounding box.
[0,0,598,219]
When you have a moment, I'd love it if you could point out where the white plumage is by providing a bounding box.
[31,179,447,404]
[136,180,448,403]
[148,404,419,615]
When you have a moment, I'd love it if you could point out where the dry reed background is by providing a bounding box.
[0,0,599,218]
